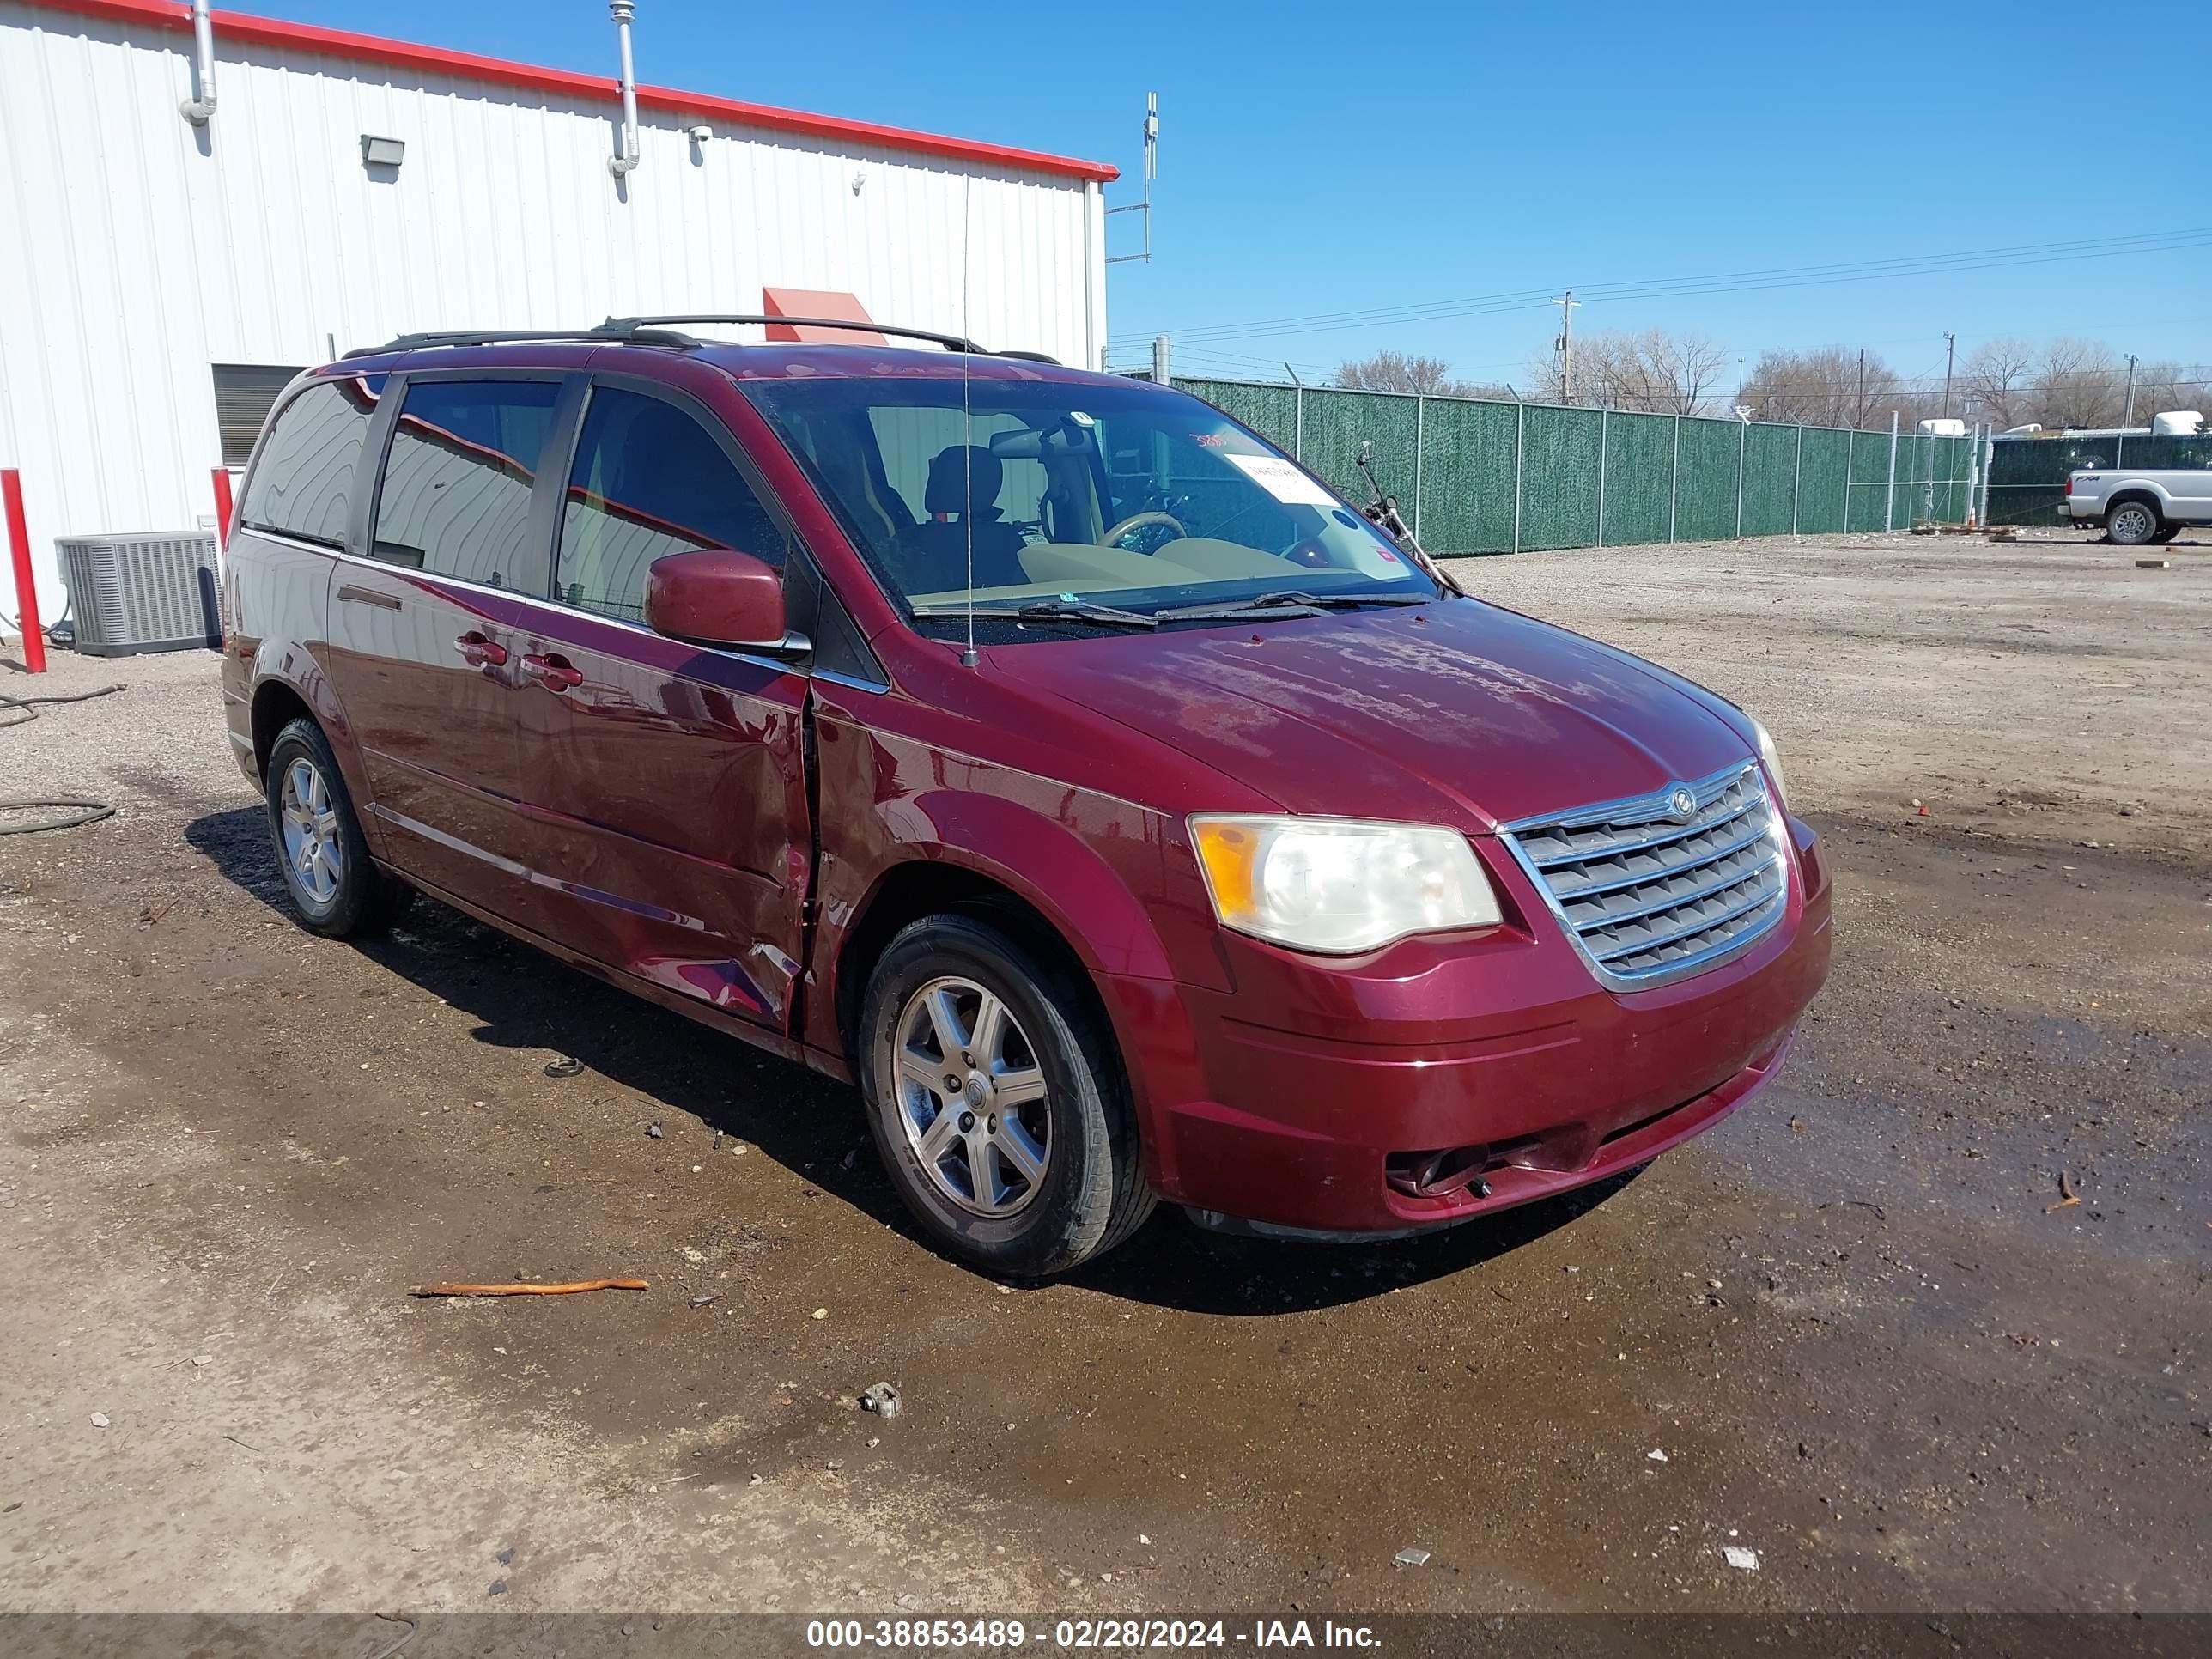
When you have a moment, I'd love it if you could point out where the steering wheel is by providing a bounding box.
[1099,510,1187,550]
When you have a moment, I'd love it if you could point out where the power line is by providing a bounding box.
[1114,228,2210,343]
[1168,343,1340,374]
[1110,228,2212,349]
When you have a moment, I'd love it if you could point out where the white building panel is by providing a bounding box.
[0,0,1109,619]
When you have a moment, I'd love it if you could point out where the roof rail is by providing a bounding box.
[343,318,1060,363]
[600,314,988,355]
[341,324,701,359]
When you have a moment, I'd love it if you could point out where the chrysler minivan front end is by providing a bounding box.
[1134,764,1830,1237]
[950,573,1832,1241]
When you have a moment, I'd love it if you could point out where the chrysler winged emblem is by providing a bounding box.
[1668,787,1698,822]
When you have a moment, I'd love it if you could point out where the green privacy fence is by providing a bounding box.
[1175,377,1980,556]
[1986,431,2212,526]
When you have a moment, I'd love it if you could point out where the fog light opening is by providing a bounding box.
[1387,1145,1495,1201]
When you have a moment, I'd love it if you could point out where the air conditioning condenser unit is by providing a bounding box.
[54,532,221,657]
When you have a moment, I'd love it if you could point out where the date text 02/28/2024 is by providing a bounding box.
[805,1620,1382,1650]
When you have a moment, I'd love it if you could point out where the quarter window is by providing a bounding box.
[557,387,785,622]
[239,378,381,548]
[372,380,562,586]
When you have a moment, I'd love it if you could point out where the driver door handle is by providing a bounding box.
[520,653,584,692]
[455,631,508,668]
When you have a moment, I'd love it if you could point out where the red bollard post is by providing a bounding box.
[2,469,46,675]
[210,465,235,551]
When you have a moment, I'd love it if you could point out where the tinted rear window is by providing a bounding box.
[372,380,561,587]
[240,378,381,548]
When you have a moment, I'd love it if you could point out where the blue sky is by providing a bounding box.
[273,0,2211,390]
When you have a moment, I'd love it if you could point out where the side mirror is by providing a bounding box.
[644,550,808,661]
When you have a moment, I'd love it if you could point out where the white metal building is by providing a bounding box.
[0,0,1116,623]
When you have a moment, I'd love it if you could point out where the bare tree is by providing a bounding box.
[1959,338,2037,428]
[2130,361,2203,423]
[1557,330,1729,416]
[2030,338,2125,429]
[1334,351,1497,398]
[1739,346,1907,428]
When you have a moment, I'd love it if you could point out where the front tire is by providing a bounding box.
[263,716,410,938]
[2106,501,2160,546]
[858,911,1153,1276]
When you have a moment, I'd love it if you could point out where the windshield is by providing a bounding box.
[741,375,1438,639]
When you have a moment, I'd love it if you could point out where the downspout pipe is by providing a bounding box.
[606,1,641,177]
[179,0,217,124]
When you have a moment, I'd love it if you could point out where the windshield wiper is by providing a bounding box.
[1155,590,1431,623]
[909,599,1158,629]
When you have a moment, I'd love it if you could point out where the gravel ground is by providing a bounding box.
[2,533,2208,1622]
[1,646,246,823]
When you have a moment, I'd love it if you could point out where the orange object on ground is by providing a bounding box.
[410,1279,647,1297]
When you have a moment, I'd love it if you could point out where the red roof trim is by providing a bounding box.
[32,0,1120,182]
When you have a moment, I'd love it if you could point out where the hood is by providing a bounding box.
[985,598,1755,829]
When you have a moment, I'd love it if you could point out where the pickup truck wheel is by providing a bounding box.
[263,717,411,938]
[2106,501,2160,546]
[860,912,1154,1276]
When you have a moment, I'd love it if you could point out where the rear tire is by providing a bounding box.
[2106,501,2160,546]
[858,911,1154,1276]
[263,716,410,938]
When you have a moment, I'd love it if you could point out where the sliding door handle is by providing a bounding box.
[455,632,509,668]
[520,653,583,692]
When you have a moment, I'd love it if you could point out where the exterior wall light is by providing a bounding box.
[360,134,405,168]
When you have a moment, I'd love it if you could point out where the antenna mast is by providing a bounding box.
[1106,94,1158,265]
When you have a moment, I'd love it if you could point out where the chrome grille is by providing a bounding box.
[1503,763,1788,990]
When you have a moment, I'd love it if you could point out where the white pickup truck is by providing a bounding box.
[2062,462,2212,545]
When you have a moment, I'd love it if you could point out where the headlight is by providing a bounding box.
[1751,718,1789,810]
[1188,815,1503,955]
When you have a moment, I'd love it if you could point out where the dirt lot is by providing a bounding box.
[2,532,2207,1619]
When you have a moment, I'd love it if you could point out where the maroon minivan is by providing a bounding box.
[221,319,1831,1275]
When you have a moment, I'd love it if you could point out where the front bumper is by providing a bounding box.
[1104,821,1832,1236]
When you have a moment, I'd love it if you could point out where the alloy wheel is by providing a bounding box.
[890,975,1051,1216]
[2110,504,2156,544]
[279,756,344,905]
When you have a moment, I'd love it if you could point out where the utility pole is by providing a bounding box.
[1550,289,1579,403]
[1856,348,1867,430]
[1152,334,1171,386]
[1942,331,1956,419]
[2124,354,2139,427]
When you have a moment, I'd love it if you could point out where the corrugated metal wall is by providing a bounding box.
[0,3,1101,613]
[1177,377,1978,556]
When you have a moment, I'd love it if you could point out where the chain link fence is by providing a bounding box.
[1177,377,1982,555]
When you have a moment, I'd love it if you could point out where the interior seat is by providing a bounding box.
[891,445,1031,594]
